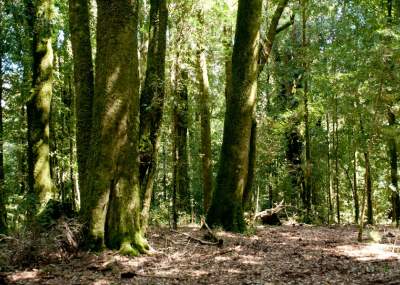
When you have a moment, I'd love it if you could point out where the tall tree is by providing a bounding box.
[172,67,190,228]
[197,32,213,213]
[207,0,262,232]
[26,0,55,215]
[139,0,168,233]
[386,0,399,226]
[82,0,148,255]
[0,2,6,233]
[68,0,94,199]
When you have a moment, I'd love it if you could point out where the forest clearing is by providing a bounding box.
[0,0,400,283]
[2,224,400,284]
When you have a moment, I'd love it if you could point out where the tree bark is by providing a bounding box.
[82,0,148,255]
[388,110,399,226]
[0,10,6,232]
[326,115,333,224]
[206,0,262,232]
[242,118,257,210]
[172,67,190,227]
[197,49,213,214]
[139,0,168,233]
[26,0,55,215]
[334,96,340,224]
[68,0,94,200]
[353,149,359,224]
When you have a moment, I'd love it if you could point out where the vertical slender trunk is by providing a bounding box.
[386,0,399,227]
[364,150,373,225]
[326,114,333,224]
[353,149,359,224]
[139,0,168,233]
[68,0,94,201]
[0,19,6,232]
[172,67,190,226]
[243,118,257,210]
[197,50,213,214]
[388,111,399,226]
[26,0,55,215]
[206,0,262,232]
[301,0,312,221]
[334,97,340,223]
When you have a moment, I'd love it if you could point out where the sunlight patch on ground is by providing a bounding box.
[336,243,400,261]
[8,270,39,282]
[240,255,263,265]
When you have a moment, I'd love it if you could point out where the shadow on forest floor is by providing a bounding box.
[3,224,400,284]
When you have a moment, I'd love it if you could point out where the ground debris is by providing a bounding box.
[3,225,400,284]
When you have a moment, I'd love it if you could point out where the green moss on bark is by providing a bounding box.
[206,0,262,233]
[83,0,147,254]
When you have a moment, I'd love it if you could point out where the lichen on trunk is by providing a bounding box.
[26,0,55,216]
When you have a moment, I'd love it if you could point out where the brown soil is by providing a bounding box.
[3,224,400,284]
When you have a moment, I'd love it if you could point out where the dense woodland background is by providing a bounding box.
[0,0,399,256]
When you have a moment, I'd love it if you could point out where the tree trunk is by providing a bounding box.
[302,0,312,222]
[68,0,94,199]
[353,149,359,224]
[139,0,168,233]
[172,67,190,226]
[386,0,400,227]
[364,150,373,225]
[0,15,6,232]
[197,49,213,214]
[326,114,333,223]
[206,0,262,232]
[334,96,340,223]
[243,118,257,210]
[388,110,399,226]
[82,0,148,255]
[26,0,55,215]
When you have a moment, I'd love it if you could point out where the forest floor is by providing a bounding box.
[2,223,400,285]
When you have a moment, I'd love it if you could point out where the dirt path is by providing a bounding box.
[3,225,400,284]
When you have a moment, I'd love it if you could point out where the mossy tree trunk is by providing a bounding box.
[242,0,289,212]
[26,0,55,215]
[242,118,256,211]
[172,67,190,227]
[82,0,148,255]
[139,0,168,233]
[68,0,94,199]
[0,12,6,232]
[197,49,213,214]
[206,0,262,232]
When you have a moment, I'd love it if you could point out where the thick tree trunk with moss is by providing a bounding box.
[0,23,6,233]
[139,0,168,233]
[197,50,213,214]
[172,68,190,227]
[82,0,148,255]
[26,0,55,215]
[68,0,94,198]
[206,0,262,232]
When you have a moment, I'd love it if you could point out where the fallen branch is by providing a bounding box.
[170,230,222,246]
[255,200,285,225]
[200,216,223,245]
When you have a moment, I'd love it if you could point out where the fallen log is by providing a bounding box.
[255,200,284,225]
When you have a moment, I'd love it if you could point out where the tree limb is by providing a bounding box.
[258,0,290,76]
